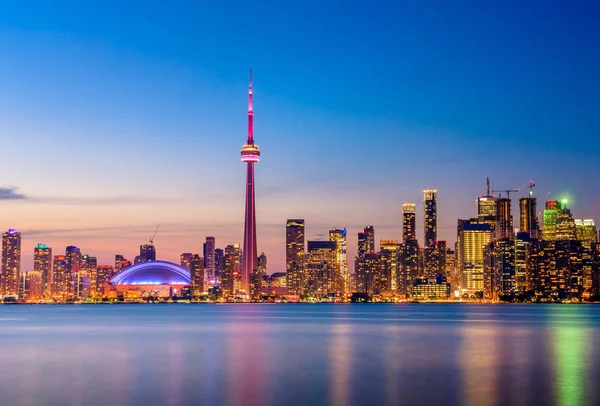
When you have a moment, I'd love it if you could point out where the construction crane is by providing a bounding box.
[149,225,160,245]
[492,189,520,199]
[523,181,535,197]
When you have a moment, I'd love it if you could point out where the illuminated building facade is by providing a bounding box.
[115,255,132,273]
[402,204,416,241]
[190,254,204,295]
[51,256,68,300]
[222,243,242,295]
[483,237,516,299]
[357,226,375,256]
[81,254,97,298]
[477,196,497,232]
[423,190,437,247]
[251,252,267,296]
[181,253,193,271]
[495,198,513,240]
[576,219,597,248]
[21,270,42,301]
[355,253,379,296]
[329,228,347,293]
[240,70,260,294]
[556,206,577,240]
[380,240,399,293]
[95,265,115,295]
[399,240,420,294]
[65,246,82,299]
[411,276,450,300]
[306,240,339,297]
[34,243,52,298]
[214,248,224,281]
[286,219,305,295]
[203,237,216,281]
[543,200,561,241]
[136,244,156,264]
[457,219,492,292]
[106,261,191,299]
[1,229,21,296]
[519,197,538,238]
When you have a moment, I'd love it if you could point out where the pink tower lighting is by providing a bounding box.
[240,69,260,294]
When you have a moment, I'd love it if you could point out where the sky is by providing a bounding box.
[1,0,599,273]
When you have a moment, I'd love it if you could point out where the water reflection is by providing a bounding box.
[329,323,351,406]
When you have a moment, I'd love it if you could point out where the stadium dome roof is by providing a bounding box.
[109,260,191,285]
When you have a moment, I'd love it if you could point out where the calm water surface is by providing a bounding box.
[1,304,599,406]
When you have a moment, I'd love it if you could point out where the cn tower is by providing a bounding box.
[240,69,260,294]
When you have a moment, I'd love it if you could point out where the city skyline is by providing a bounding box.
[1,1,599,273]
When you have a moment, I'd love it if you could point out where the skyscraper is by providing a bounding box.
[555,200,577,241]
[136,244,156,264]
[477,178,497,232]
[190,254,204,296]
[306,241,339,297]
[181,253,193,270]
[223,243,242,295]
[51,255,68,300]
[543,200,561,241]
[457,219,493,293]
[576,219,598,249]
[214,248,224,281]
[357,226,375,256]
[423,190,437,248]
[495,198,513,240]
[251,252,267,297]
[329,228,347,293]
[81,254,97,298]
[95,265,114,296]
[286,219,305,295]
[34,243,52,298]
[203,237,216,281]
[402,204,416,242]
[240,70,260,294]
[519,197,538,238]
[115,255,132,274]
[65,246,82,299]
[1,230,21,296]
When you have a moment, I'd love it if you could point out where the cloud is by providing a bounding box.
[0,187,27,200]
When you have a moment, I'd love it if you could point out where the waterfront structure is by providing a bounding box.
[203,237,216,281]
[34,243,52,297]
[402,204,416,242]
[423,190,437,248]
[106,260,191,299]
[329,228,348,293]
[411,276,451,300]
[286,219,305,295]
[457,219,493,293]
[1,229,21,296]
[240,70,260,295]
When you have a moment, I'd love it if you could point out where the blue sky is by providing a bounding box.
[1,0,599,271]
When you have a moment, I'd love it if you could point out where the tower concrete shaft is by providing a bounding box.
[240,69,260,293]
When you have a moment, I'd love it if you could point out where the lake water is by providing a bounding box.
[0,304,599,406]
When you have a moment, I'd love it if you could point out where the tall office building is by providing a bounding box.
[483,238,516,300]
[115,255,131,273]
[222,243,242,295]
[357,226,375,256]
[542,200,561,241]
[203,237,216,281]
[81,254,97,298]
[1,229,21,296]
[251,252,267,296]
[457,219,493,292]
[423,190,437,248]
[181,253,193,270]
[329,228,347,293]
[286,219,305,295]
[240,70,261,294]
[34,243,52,298]
[519,197,538,238]
[214,248,224,281]
[136,244,156,264]
[21,270,42,301]
[95,265,115,296]
[190,254,205,296]
[51,255,68,300]
[495,198,513,240]
[576,219,598,249]
[555,200,577,241]
[65,246,82,299]
[355,253,380,296]
[402,204,416,242]
[380,240,400,293]
[306,241,339,297]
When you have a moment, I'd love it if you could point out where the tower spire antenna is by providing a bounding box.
[247,68,254,145]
